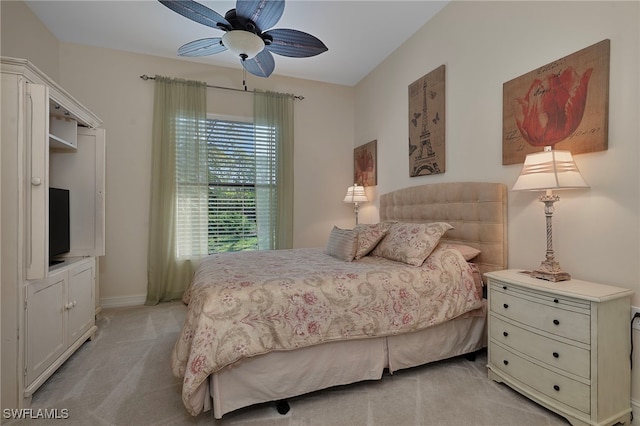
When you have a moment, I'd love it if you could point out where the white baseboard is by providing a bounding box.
[632,399,639,425]
[99,294,147,309]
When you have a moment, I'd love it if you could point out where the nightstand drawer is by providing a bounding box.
[489,315,590,379]
[490,343,590,414]
[490,288,590,344]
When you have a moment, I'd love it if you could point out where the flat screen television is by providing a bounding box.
[49,187,70,265]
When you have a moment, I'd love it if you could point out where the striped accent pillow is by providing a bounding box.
[325,226,357,261]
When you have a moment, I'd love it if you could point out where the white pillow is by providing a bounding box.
[440,243,481,261]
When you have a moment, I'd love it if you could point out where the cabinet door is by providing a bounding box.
[25,272,66,387]
[25,83,50,280]
[67,259,95,343]
[50,128,105,256]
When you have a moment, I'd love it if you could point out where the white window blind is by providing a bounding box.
[175,115,208,259]
[206,118,276,253]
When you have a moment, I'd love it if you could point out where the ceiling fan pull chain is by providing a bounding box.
[241,54,248,91]
[243,64,248,91]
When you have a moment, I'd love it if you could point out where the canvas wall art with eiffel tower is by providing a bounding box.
[408,65,446,177]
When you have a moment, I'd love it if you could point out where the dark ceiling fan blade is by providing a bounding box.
[158,0,230,30]
[242,49,275,77]
[264,28,328,58]
[236,0,284,31]
[177,38,227,56]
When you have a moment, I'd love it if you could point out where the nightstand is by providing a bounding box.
[486,269,633,426]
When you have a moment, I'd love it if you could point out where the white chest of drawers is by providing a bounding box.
[486,270,633,426]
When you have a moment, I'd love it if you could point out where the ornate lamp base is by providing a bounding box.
[529,191,571,283]
[531,259,571,282]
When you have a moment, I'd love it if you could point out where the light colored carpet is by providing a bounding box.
[11,302,569,425]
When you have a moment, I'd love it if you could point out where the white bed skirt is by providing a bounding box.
[207,308,487,418]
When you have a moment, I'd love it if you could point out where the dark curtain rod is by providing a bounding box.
[139,74,304,100]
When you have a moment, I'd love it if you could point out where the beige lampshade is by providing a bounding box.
[512,147,589,191]
[343,184,368,203]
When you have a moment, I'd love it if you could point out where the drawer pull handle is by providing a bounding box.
[503,331,509,337]
[503,286,507,290]
[503,360,509,366]
[553,319,560,325]
[553,385,560,392]
[553,352,559,358]
[554,298,559,303]
[503,303,509,309]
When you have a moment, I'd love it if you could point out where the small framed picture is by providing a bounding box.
[354,140,377,187]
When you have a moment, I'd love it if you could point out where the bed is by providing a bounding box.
[171,181,508,418]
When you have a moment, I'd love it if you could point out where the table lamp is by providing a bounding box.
[512,146,589,282]
[343,184,368,225]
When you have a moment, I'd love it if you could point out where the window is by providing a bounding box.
[205,118,276,253]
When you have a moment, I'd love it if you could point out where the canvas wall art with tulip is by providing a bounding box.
[502,39,609,165]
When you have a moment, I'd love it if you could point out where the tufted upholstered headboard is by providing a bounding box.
[379,182,507,279]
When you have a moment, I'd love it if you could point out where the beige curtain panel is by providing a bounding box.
[146,76,207,305]
[254,90,295,250]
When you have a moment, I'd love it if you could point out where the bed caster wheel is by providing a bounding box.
[276,400,290,415]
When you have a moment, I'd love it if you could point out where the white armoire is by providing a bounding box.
[1,57,105,411]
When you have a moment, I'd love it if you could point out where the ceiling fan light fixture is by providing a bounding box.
[222,30,265,59]
[160,0,327,78]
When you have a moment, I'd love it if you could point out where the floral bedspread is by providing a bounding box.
[171,246,482,415]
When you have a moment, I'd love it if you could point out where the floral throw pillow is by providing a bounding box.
[353,222,392,260]
[372,222,454,266]
[325,226,357,261]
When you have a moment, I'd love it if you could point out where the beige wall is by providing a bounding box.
[0,0,59,80]
[354,0,639,409]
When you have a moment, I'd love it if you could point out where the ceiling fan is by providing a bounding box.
[159,0,328,78]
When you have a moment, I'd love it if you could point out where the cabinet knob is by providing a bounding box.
[503,303,509,309]
[503,331,509,337]
[31,177,42,186]
[553,385,560,392]
[553,319,560,325]
[502,286,507,290]
[503,360,509,366]
[553,298,559,303]
[553,352,559,358]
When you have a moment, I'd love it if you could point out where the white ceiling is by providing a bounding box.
[24,0,448,86]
